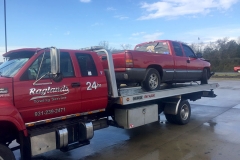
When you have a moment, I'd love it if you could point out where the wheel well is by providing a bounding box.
[0,121,19,145]
[147,65,163,79]
[203,67,210,78]
[203,67,210,73]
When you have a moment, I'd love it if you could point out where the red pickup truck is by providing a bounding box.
[234,66,240,72]
[99,40,213,91]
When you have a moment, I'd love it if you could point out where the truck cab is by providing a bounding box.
[0,48,108,157]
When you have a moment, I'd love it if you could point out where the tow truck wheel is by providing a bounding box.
[142,68,161,91]
[201,68,208,84]
[175,100,191,125]
[0,144,16,160]
[165,100,191,125]
[165,114,176,124]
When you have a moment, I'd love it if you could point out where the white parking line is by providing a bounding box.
[233,104,240,109]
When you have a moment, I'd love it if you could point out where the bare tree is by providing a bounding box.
[237,36,240,45]
[99,41,109,50]
[99,41,117,52]
[189,43,198,53]
[120,44,132,50]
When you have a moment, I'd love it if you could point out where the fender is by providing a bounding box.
[0,103,27,136]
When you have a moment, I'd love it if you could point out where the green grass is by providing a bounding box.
[212,72,240,78]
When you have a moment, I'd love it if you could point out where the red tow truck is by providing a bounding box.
[0,47,218,159]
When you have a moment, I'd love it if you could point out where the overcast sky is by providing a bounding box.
[0,0,240,61]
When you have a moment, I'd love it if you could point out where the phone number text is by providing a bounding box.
[35,108,66,117]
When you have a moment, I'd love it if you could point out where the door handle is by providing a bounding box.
[102,56,107,60]
[187,57,190,63]
[71,82,80,87]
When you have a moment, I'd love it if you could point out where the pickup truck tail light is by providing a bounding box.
[125,52,133,68]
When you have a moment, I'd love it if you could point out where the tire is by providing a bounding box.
[201,68,208,84]
[175,100,191,125]
[0,144,16,160]
[142,68,161,91]
[165,100,191,125]
[238,70,240,73]
[165,114,176,124]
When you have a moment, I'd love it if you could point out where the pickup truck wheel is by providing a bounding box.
[142,68,160,91]
[0,144,16,160]
[201,68,208,84]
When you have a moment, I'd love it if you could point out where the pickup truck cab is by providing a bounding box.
[99,40,212,91]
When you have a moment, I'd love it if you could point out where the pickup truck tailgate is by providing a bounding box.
[99,51,131,71]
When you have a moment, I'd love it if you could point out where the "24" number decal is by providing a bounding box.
[86,81,101,90]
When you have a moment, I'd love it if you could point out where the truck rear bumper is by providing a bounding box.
[115,68,146,83]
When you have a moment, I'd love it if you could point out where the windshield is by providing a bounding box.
[135,42,170,54]
[0,58,29,77]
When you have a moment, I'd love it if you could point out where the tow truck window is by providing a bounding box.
[172,42,183,56]
[21,52,74,80]
[60,52,75,77]
[0,58,29,77]
[75,53,97,76]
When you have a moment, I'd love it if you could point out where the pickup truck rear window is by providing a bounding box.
[135,42,170,54]
[75,53,97,77]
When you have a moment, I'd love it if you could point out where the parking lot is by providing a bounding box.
[13,79,240,160]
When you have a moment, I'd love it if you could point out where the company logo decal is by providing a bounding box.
[144,94,155,99]
[30,85,69,100]
[0,88,8,94]
[133,96,143,101]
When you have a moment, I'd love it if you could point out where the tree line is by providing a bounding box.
[190,37,240,72]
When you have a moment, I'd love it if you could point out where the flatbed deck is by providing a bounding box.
[116,83,219,105]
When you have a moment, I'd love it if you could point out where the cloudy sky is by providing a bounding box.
[0,0,240,61]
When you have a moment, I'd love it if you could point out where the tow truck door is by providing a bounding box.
[14,51,81,123]
[74,52,108,113]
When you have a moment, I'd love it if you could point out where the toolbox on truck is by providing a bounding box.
[115,104,158,129]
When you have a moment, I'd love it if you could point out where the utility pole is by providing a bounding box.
[4,0,7,53]
[198,37,200,53]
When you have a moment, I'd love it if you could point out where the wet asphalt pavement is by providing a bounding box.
[13,79,240,160]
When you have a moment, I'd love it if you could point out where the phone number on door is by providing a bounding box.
[35,108,66,117]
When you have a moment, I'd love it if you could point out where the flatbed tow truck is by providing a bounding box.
[0,47,218,159]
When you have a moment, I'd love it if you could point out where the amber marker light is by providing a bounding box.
[46,119,51,123]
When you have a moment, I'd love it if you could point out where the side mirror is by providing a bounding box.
[50,47,60,75]
[196,53,203,58]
